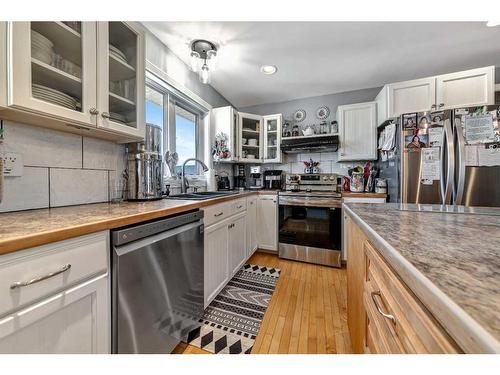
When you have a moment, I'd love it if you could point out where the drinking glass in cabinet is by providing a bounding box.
[30,21,84,112]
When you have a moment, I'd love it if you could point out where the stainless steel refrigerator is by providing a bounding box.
[377,105,500,207]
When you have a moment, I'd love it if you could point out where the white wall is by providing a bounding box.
[0,121,126,212]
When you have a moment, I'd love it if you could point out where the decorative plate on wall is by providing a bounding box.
[293,109,306,122]
[316,106,330,120]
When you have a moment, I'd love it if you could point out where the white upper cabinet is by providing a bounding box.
[211,108,283,164]
[0,22,7,108]
[238,112,263,163]
[263,114,282,163]
[376,66,495,125]
[8,22,97,126]
[436,66,495,110]
[5,21,145,142]
[338,101,377,161]
[210,106,239,162]
[96,22,145,139]
[387,77,436,118]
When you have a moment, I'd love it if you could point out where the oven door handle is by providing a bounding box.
[278,197,342,208]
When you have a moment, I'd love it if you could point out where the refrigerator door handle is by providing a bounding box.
[453,120,466,205]
[440,119,454,205]
[440,125,447,203]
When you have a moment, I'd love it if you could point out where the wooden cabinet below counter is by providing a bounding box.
[345,216,462,354]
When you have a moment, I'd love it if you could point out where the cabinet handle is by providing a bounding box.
[101,112,111,119]
[89,107,99,115]
[431,104,437,109]
[371,291,396,324]
[237,205,243,209]
[439,103,445,108]
[214,212,224,217]
[10,264,72,290]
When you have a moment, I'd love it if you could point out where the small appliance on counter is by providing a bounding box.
[248,166,263,190]
[126,123,163,201]
[233,164,246,190]
[217,172,231,191]
[263,170,284,190]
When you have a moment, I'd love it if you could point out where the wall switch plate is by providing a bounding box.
[1,152,23,176]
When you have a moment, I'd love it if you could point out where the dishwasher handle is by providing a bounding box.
[113,219,203,256]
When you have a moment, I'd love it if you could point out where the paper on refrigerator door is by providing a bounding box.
[428,127,443,147]
[421,148,440,181]
[477,145,500,166]
[465,145,479,167]
[464,114,495,144]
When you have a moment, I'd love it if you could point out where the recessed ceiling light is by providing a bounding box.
[486,21,500,27]
[260,65,277,75]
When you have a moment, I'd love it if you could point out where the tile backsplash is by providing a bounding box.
[0,121,126,213]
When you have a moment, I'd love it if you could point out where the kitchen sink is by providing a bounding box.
[165,191,239,200]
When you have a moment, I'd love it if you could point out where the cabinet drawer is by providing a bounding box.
[364,240,461,353]
[203,202,231,227]
[0,231,108,316]
[230,198,247,215]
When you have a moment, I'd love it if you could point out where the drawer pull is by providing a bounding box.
[236,205,243,209]
[10,264,72,290]
[371,291,396,324]
[214,212,224,217]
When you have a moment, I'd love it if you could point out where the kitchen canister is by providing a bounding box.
[350,172,365,192]
[375,178,388,194]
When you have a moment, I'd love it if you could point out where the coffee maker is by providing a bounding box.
[233,164,246,190]
[248,166,263,190]
[264,170,284,190]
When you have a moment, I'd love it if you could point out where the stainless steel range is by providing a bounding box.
[278,173,342,267]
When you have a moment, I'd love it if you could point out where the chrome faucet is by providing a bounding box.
[181,158,209,194]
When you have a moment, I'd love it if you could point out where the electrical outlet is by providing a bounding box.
[1,152,23,177]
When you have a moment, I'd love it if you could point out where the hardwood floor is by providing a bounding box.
[173,251,352,354]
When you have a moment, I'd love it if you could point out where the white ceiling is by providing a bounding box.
[143,22,500,108]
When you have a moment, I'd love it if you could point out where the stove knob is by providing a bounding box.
[329,176,336,181]
[323,176,328,181]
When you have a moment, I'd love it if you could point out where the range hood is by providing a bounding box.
[280,134,339,153]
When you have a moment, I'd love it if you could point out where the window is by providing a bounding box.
[174,105,197,175]
[145,71,206,177]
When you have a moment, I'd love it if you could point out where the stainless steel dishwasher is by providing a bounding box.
[111,210,204,354]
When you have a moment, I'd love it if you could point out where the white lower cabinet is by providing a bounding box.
[246,196,258,257]
[257,194,278,252]
[203,219,230,307]
[203,198,258,308]
[0,274,108,353]
[0,231,110,353]
[229,213,247,276]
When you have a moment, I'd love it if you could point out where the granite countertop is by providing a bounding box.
[341,192,387,198]
[343,202,500,353]
[0,191,259,255]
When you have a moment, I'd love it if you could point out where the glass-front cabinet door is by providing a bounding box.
[263,114,282,163]
[238,112,263,162]
[8,22,97,125]
[97,22,145,139]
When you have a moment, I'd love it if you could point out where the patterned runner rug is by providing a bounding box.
[184,264,281,354]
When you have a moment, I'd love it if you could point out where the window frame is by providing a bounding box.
[145,71,207,175]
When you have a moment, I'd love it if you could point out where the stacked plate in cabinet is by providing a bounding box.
[109,44,128,64]
[31,30,54,65]
[32,84,78,110]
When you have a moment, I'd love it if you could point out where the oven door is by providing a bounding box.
[278,196,342,266]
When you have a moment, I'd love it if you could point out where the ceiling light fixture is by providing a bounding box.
[189,39,217,84]
[486,21,500,27]
[261,65,277,75]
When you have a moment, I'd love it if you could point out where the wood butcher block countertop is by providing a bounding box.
[0,191,275,255]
